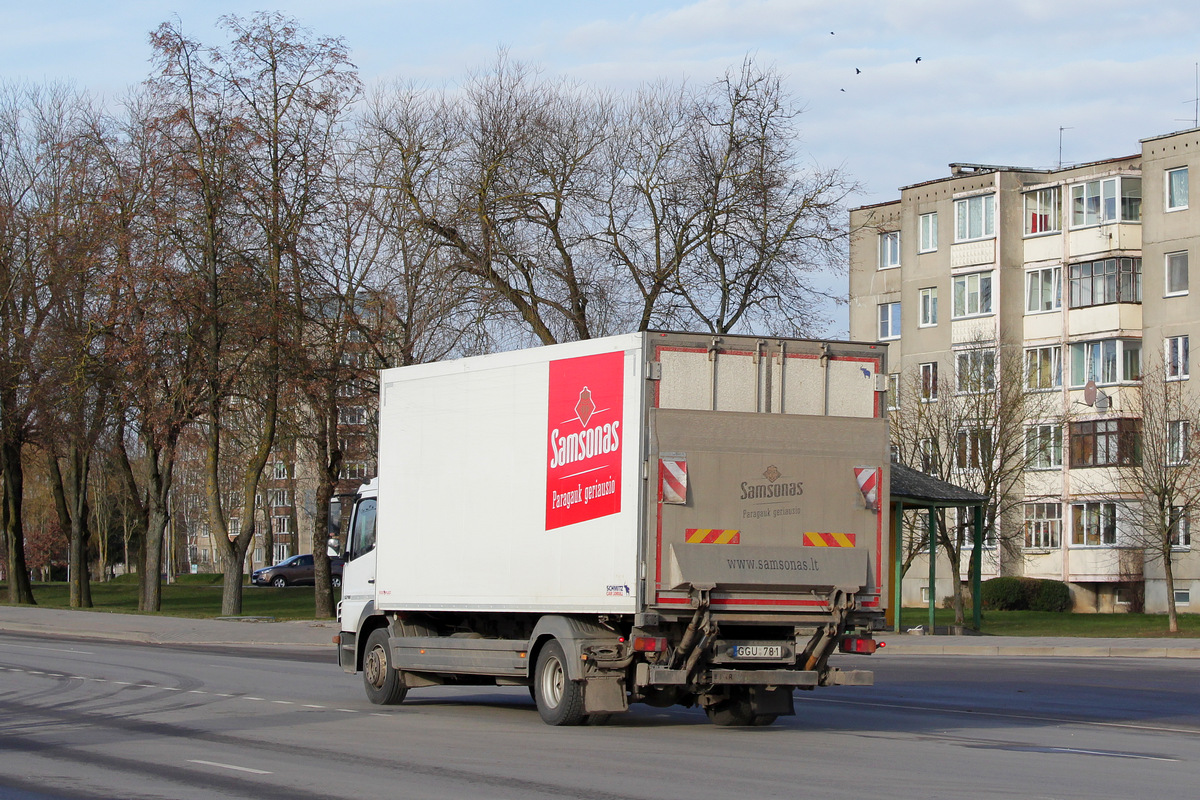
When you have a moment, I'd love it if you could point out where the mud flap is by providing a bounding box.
[337,630,357,673]
[583,676,629,714]
[751,686,795,717]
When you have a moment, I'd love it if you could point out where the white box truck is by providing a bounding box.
[337,331,890,726]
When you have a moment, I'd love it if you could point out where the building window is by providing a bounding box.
[344,461,371,480]
[948,506,994,548]
[956,427,993,470]
[273,544,289,563]
[228,518,241,538]
[918,437,938,473]
[1026,266,1061,313]
[919,361,938,402]
[1168,420,1190,465]
[919,287,938,327]
[339,406,368,425]
[1067,257,1141,308]
[919,212,938,253]
[1024,187,1060,234]
[879,231,900,269]
[1176,589,1192,605]
[271,462,291,480]
[952,271,993,318]
[1026,424,1062,469]
[954,194,995,242]
[1167,166,1189,210]
[1024,502,1062,549]
[1166,251,1189,296]
[879,302,901,340]
[1069,176,1141,227]
[272,515,291,535]
[1069,339,1141,386]
[1069,419,1141,468]
[267,488,291,508]
[1071,502,1117,546]
[956,349,996,394]
[254,547,264,563]
[1167,335,1189,381]
[1025,346,1062,390]
[1171,508,1191,548]
[884,373,900,411]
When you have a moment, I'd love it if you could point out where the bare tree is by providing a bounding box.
[889,336,1065,623]
[1101,351,1200,632]
[0,81,66,604]
[149,13,359,615]
[670,60,856,336]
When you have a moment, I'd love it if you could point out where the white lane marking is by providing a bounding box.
[188,759,273,775]
[0,643,94,655]
[1049,747,1177,762]
[18,669,376,722]
[805,696,1200,737]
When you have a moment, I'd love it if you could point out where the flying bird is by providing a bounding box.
[856,68,861,74]
[915,57,922,63]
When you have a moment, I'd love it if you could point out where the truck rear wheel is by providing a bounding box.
[363,628,407,705]
[534,640,586,726]
[704,691,756,726]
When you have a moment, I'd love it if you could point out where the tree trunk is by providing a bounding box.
[1163,549,1179,634]
[49,450,93,608]
[2,440,35,604]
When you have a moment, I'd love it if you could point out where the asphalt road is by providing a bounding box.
[2,632,1198,800]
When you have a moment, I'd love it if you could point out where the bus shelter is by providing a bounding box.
[888,461,989,633]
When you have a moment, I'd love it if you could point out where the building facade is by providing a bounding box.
[850,129,1200,613]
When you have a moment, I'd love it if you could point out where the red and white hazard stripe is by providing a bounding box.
[660,459,687,504]
[854,467,879,509]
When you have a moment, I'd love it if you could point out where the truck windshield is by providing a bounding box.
[349,498,377,558]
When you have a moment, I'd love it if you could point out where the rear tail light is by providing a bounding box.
[632,636,669,652]
[839,635,881,654]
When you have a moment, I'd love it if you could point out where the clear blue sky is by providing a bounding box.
[5,1,1199,333]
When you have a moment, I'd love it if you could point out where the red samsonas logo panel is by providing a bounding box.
[546,351,624,530]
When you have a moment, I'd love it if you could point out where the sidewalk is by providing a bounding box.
[877,632,1200,659]
[0,606,338,649]
[1,605,1198,658]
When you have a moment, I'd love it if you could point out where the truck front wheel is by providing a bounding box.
[534,640,586,726]
[362,628,407,705]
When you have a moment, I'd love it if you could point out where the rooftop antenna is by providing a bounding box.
[1178,63,1199,129]
[1058,126,1073,169]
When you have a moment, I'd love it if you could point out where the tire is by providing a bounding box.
[751,714,778,726]
[331,575,341,589]
[272,576,287,588]
[705,693,756,726]
[362,628,407,705]
[534,640,586,726]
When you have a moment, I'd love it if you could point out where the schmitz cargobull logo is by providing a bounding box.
[546,351,624,530]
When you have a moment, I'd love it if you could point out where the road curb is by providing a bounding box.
[880,642,1200,658]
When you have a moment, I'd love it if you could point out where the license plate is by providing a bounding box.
[731,645,782,659]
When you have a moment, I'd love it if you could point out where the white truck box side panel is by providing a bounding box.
[374,334,643,613]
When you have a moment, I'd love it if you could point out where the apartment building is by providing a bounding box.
[849,128,1200,613]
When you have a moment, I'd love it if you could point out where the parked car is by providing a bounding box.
[252,554,344,588]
